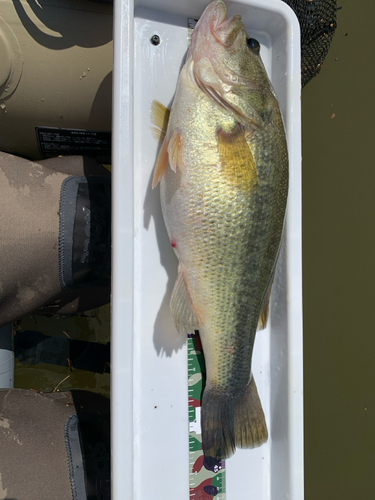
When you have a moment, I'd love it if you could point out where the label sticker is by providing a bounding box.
[36,127,111,163]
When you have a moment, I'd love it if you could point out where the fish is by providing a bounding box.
[151,0,288,460]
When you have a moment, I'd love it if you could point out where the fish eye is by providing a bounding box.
[246,37,260,53]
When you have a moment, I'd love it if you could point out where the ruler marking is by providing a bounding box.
[188,335,226,500]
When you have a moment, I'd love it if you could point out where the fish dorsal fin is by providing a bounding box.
[170,265,202,334]
[150,100,170,141]
[217,124,258,191]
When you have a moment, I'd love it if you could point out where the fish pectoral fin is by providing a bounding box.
[217,124,258,190]
[170,267,202,334]
[150,100,170,141]
[167,130,185,174]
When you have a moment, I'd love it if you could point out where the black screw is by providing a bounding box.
[150,34,160,46]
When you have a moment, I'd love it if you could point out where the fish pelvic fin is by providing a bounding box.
[152,129,185,188]
[150,100,170,141]
[202,377,268,460]
[167,130,185,174]
[151,100,172,189]
[170,265,202,334]
[152,136,169,188]
[217,124,258,191]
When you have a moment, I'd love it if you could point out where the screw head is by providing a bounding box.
[150,34,160,46]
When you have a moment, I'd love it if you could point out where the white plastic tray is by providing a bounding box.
[111,1,302,499]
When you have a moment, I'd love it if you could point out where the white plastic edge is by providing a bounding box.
[111,0,135,498]
[278,3,304,499]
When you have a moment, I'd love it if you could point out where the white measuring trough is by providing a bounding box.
[111,0,303,498]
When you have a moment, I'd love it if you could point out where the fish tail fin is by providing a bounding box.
[233,377,268,449]
[202,377,268,460]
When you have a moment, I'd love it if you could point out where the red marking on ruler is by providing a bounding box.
[189,398,202,408]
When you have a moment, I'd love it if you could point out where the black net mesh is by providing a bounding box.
[282,0,338,86]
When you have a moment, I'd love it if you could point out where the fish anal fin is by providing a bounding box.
[217,124,258,191]
[167,130,185,174]
[257,282,273,331]
[202,377,268,460]
[257,294,270,331]
[152,137,169,189]
[150,100,170,140]
[257,267,276,331]
[170,266,202,334]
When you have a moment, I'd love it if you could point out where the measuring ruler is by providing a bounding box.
[188,333,226,499]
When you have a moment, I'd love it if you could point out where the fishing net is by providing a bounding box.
[281,0,338,86]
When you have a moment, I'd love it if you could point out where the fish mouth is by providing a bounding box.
[191,1,242,53]
[188,1,262,125]
[190,0,248,77]
[196,0,242,47]
[211,12,243,48]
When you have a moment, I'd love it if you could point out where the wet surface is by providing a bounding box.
[302,1,375,498]
[14,304,110,398]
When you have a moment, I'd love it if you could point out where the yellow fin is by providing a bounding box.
[152,137,169,189]
[167,130,184,174]
[150,100,170,141]
[217,124,258,190]
[257,261,277,330]
[202,376,268,460]
[234,377,268,449]
[170,266,202,334]
[257,282,273,331]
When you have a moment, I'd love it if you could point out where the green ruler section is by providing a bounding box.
[188,334,226,499]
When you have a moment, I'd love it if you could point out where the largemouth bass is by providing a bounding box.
[152,0,288,460]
